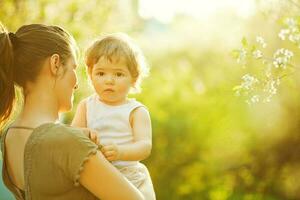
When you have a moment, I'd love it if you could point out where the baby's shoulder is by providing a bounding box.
[130,101,150,120]
[130,99,148,111]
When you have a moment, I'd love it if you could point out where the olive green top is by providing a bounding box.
[1,123,100,200]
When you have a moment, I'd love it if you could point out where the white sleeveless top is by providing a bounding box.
[86,94,145,167]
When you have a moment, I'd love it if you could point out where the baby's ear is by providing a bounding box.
[131,78,137,86]
[49,54,62,76]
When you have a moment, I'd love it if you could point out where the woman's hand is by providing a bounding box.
[80,128,100,146]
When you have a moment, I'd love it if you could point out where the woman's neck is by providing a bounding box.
[15,89,59,128]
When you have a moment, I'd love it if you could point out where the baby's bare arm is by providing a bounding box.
[72,100,87,128]
[101,107,152,161]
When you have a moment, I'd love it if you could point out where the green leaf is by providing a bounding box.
[233,85,242,91]
[242,37,248,47]
[231,49,240,59]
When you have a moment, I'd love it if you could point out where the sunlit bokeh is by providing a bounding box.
[139,0,256,23]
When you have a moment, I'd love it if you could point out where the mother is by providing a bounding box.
[0,22,144,200]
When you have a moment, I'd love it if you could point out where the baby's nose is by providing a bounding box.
[105,75,115,84]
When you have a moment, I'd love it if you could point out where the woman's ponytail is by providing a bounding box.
[0,23,16,128]
[0,22,77,128]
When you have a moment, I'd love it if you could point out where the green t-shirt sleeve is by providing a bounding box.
[51,125,98,186]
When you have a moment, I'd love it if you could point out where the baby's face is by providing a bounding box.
[91,56,134,105]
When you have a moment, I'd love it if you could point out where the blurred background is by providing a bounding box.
[1,0,300,199]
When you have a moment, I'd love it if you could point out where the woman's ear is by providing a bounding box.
[49,54,61,76]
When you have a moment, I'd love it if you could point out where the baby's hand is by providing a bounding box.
[101,143,121,161]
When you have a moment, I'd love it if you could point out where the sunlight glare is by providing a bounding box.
[138,0,256,23]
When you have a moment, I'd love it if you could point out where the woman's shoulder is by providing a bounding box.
[44,122,85,137]
[32,123,97,161]
[35,123,91,147]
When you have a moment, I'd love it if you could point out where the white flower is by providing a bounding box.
[269,85,277,95]
[256,36,267,48]
[285,18,297,28]
[241,74,259,90]
[273,48,293,69]
[264,79,277,95]
[289,34,300,43]
[278,29,290,40]
[253,50,263,59]
[291,27,298,33]
[237,49,247,63]
[251,95,260,103]
[280,18,300,45]
[257,79,279,103]
[264,65,272,78]
[286,50,293,57]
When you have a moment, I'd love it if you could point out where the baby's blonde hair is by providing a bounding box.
[85,33,149,93]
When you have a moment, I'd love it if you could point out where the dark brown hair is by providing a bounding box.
[0,22,76,128]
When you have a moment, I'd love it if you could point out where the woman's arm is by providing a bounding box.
[101,107,152,161]
[79,151,144,200]
[71,100,87,128]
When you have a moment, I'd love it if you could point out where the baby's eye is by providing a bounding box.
[97,72,105,76]
[116,72,124,77]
